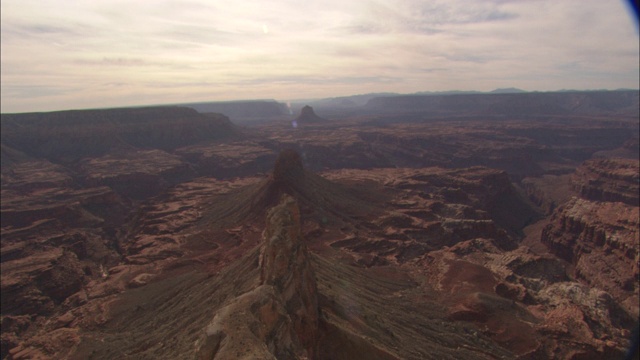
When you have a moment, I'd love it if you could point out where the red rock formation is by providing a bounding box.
[542,198,639,316]
[260,195,319,357]
[542,158,639,317]
[572,158,639,206]
[197,195,319,359]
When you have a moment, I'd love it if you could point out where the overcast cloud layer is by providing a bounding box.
[1,0,638,113]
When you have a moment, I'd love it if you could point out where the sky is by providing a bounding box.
[1,0,638,113]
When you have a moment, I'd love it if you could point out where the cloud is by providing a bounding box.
[75,57,150,67]
[1,0,638,112]
[2,84,75,98]
[229,75,400,86]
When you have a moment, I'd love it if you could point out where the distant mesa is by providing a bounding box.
[490,87,526,94]
[295,105,326,123]
[365,89,639,117]
[181,100,288,119]
[0,106,241,162]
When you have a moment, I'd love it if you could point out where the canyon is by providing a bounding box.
[1,90,638,359]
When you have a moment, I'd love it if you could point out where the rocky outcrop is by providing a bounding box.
[202,149,382,227]
[0,159,72,190]
[197,195,318,359]
[325,166,539,263]
[572,158,639,206]
[525,282,634,359]
[1,249,86,316]
[295,105,326,123]
[260,195,319,356]
[1,176,125,319]
[542,158,639,317]
[542,198,639,316]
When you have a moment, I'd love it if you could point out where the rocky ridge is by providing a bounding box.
[197,195,318,359]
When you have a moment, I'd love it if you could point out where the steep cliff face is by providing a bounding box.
[1,107,241,162]
[542,198,639,315]
[197,195,319,359]
[572,158,639,206]
[542,159,639,317]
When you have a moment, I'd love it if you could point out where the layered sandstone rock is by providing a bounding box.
[542,158,639,317]
[197,195,318,359]
[323,166,539,264]
[542,198,639,316]
[260,195,319,357]
[572,158,639,206]
[78,149,195,199]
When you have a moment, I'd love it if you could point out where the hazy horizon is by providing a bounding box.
[2,0,639,113]
[3,87,640,115]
